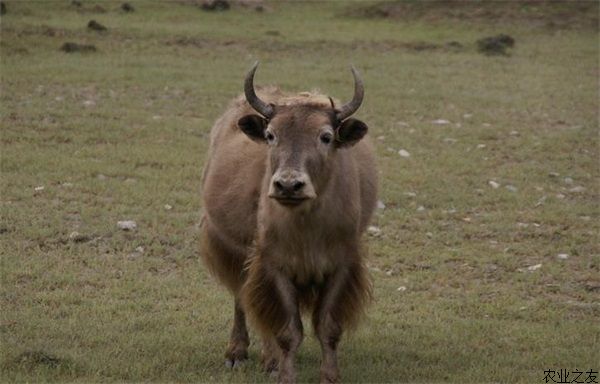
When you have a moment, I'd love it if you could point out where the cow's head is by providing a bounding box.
[238,62,368,208]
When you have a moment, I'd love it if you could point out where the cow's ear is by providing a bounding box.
[238,115,268,142]
[335,118,368,147]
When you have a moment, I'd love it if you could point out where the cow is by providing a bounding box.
[200,62,378,383]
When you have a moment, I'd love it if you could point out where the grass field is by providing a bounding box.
[1,1,599,383]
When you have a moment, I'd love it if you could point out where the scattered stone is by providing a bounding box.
[0,1,6,15]
[397,286,407,292]
[557,253,569,260]
[563,177,574,184]
[505,185,517,192]
[463,113,473,119]
[477,34,515,56]
[83,100,95,107]
[556,193,566,199]
[164,204,173,210]
[426,232,433,238]
[416,205,425,212]
[385,270,393,276]
[60,42,97,53]
[432,119,450,125]
[516,222,529,228]
[117,220,137,231]
[367,226,381,237]
[548,172,560,178]
[569,186,585,193]
[482,122,492,127]
[535,196,547,207]
[376,200,386,210]
[404,191,417,198]
[398,149,411,158]
[377,135,385,141]
[201,0,230,11]
[527,263,542,271]
[396,121,409,127]
[87,20,107,32]
[69,231,90,243]
[61,182,73,187]
[135,246,144,253]
[476,144,486,149]
[121,2,134,12]
[96,174,107,180]
[488,180,500,189]
[34,186,45,192]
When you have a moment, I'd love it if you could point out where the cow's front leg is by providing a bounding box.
[225,298,249,368]
[243,261,303,384]
[313,262,371,384]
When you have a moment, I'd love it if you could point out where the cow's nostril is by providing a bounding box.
[292,181,305,191]
[274,181,284,191]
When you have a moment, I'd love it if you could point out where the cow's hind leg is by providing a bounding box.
[225,299,250,368]
[261,335,279,375]
[312,262,371,384]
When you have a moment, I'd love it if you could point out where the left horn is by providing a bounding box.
[336,66,364,121]
[244,61,274,119]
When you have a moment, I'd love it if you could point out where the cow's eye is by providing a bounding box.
[320,132,333,145]
[265,131,275,143]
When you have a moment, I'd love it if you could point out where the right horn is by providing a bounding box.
[244,61,274,119]
[336,66,364,121]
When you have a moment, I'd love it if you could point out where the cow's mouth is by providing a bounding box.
[273,196,308,207]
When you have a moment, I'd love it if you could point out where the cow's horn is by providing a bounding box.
[336,66,364,122]
[244,61,274,119]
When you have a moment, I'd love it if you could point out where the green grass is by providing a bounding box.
[1,1,599,383]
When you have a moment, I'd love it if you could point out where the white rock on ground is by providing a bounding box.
[527,263,542,271]
[398,149,411,158]
[367,226,381,237]
[376,200,386,210]
[117,220,137,230]
[557,253,569,260]
[432,119,450,125]
[397,286,407,292]
[488,180,500,189]
[34,186,45,192]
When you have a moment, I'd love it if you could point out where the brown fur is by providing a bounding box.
[201,85,377,383]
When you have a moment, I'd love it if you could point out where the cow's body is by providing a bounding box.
[201,65,377,383]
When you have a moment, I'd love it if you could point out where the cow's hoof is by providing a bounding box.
[225,358,246,369]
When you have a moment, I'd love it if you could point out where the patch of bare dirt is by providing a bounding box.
[347,1,599,30]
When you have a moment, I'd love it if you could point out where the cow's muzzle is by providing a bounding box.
[268,170,316,207]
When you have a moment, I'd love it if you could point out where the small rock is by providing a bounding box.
[476,144,486,149]
[61,182,73,187]
[121,2,135,12]
[556,193,566,199]
[509,130,519,136]
[569,186,585,193]
[426,232,433,238]
[404,191,417,197]
[69,231,90,243]
[97,174,107,180]
[463,113,473,119]
[505,185,517,192]
[117,220,137,231]
[398,149,411,158]
[488,180,500,189]
[416,206,425,212]
[367,226,381,237]
[482,123,492,127]
[564,177,573,184]
[135,246,145,253]
[548,172,560,178]
[201,0,230,11]
[385,270,393,276]
[83,100,95,107]
[376,135,385,141]
[87,20,107,32]
[535,196,547,207]
[396,121,409,127]
[397,286,407,292]
[516,222,529,228]
[477,34,515,56]
[557,253,569,260]
[376,200,386,210]
[527,263,542,271]
[164,204,173,210]
[34,186,45,192]
[60,42,97,53]
[432,119,450,125]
